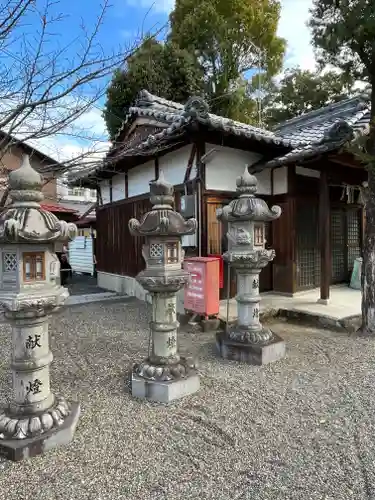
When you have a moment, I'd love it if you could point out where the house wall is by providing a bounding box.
[205,145,288,195]
[100,179,111,204]
[98,147,194,205]
[128,160,155,198]
[159,145,193,184]
[205,145,262,192]
[98,143,289,204]
[95,142,291,303]
[112,173,126,201]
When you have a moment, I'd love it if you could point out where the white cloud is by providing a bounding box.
[127,0,174,13]
[278,0,316,71]
[25,105,110,171]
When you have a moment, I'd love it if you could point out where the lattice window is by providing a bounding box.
[296,203,319,289]
[3,253,17,272]
[23,252,45,282]
[331,210,346,283]
[347,209,361,274]
[149,243,163,258]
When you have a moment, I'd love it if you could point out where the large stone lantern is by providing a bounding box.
[129,171,199,403]
[216,166,285,365]
[0,156,79,461]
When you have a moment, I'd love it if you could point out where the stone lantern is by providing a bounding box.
[0,155,79,461]
[129,171,199,403]
[216,166,285,365]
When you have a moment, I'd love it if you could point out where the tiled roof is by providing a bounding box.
[110,90,302,159]
[70,91,371,184]
[265,95,370,168]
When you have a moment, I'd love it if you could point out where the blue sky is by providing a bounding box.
[18,0,315,168]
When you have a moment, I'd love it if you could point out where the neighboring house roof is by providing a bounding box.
[0,130,66,177]
[40,202,78,214]
[265,95,370,168]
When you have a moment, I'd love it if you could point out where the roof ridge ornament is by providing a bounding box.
[323,119,353,142]
[183,96,210,119]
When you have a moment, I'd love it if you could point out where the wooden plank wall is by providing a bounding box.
[96,198,151,277]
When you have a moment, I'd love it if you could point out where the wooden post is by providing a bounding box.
[319,169,331,303]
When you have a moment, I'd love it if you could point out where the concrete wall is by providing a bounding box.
[97,271,185,313]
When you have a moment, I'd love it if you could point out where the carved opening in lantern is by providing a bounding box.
[254,224,264,246]
[23,252,45,282]
[3,252,17,273]
[166,242,178,264]
[149,243,164,259]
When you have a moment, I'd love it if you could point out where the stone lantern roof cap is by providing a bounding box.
[129,170,197,237]
[150,169,174,206]
[8,154,43,196]
[216,165,282,222]
[0,155,77,243]
[236,166,258,195]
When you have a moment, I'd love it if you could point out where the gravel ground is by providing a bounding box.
[0,299,374,499]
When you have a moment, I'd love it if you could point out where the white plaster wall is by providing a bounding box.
[205,144,268,193]
[112,173,126,201]
[128,160,155,198]
[100,180,111,205]
[159,145,192,185]
[273,166,288,194]
[255,169,272,195]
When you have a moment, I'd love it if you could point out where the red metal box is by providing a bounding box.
[184,257,220,317]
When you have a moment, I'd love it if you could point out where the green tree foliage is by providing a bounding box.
[308,0,375,334]
[258,67,357,126]
[103,37,203,140]
[169,0,286,118]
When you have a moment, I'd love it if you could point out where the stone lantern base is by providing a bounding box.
[0,402,80,462]
[216,330,285,365]
[132,373,200,404]
[131,357,200,403]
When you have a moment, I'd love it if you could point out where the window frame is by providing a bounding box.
[23,252,45,282]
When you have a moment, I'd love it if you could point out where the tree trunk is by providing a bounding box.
[361,91,375,334]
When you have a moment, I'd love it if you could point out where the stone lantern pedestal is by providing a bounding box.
[216,167,286,365]
[129,171,199,403]
[0,156,80,461]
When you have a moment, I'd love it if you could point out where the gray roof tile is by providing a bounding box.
[71,91,371,183]
[266,95,370,167]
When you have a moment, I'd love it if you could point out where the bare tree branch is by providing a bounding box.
[0,0,161,205]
